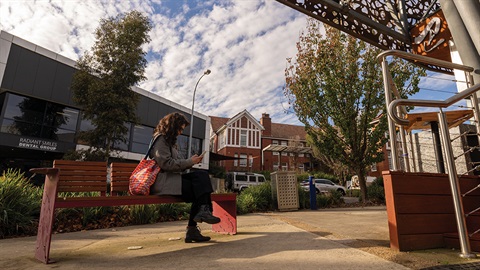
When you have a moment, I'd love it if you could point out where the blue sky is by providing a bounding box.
[0,0,464,125]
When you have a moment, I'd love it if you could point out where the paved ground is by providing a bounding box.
[1,204,480,270]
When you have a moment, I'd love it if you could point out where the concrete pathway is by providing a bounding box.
[0,208,409,270]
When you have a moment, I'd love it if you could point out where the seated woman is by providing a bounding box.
[149,112,220,243]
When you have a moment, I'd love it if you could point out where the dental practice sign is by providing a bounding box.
[410,10,452,63]
[18,137,58,151]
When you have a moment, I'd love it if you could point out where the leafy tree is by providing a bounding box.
[71,10,152,160]
[284,19,425,202]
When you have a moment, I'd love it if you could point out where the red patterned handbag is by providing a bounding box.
[129,136,161,195]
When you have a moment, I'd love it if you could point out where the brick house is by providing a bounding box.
[209,110,314,173]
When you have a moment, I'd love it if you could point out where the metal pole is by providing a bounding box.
[187,69,211,158]
[381,57,400,171]
[431,121,446,174]
[438,109,476,258]
[408,132,417,172]
[439,0,480,84]
[309,175,317,210]
[399,125,410,172]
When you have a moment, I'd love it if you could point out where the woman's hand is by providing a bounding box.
[191,154,203,164]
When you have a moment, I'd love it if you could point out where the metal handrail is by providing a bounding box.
[378,49,478,258]
[388,83,480,126]
[377,50,475,72]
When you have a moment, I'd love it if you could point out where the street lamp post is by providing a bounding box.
[188,69,211,158]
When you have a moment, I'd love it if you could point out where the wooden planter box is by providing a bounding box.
[383,170,480,251]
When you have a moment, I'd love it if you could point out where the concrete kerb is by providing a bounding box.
[0,210,410,270]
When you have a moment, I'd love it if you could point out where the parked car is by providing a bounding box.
[300,179,346,196]
[225,172,266,192]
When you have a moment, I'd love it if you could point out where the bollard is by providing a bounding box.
[309,175,317,210]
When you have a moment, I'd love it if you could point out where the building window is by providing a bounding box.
[112,122,131,151]
[282,162,288,171]
[298,164,304,173]
[273,151,279,156]
[281,152,287,156]
[131,125,154,154]
[273,162,279,171]
[371,163,377,172]
[281,141,287,146]
[1,93,79,142]
[249,155,253,167]
[299,153,304,157]
[240,130,247,146]
[234,154,238,166]
[272,140,278,145]
[219,131,225,149]
[240,154,247,167]
[388,152,393,170]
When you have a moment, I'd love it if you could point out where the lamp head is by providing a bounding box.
[204,69,211,75]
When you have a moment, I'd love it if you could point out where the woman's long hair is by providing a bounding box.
[153,112,190,146]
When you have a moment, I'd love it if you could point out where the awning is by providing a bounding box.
[209,152,244,161]
[262,144,313,154]
[405,109,473,132]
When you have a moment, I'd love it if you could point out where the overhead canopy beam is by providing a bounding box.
[275,0,431,49]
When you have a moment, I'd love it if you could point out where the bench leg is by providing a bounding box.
[212,200,237,235]
[35,170,59,264]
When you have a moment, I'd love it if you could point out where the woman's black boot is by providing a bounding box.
[185,226,211,243]
[193,205,221,224]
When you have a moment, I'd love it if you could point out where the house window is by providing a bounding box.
[240,154,247,167]
[281,152,287,156]
[273,151,279,156]
[298,164,304,173]
[388,152,392,170]
[299,153,304,157]
[240,130,247,146]
[234,154,238,166]
[282,162,288,171]
[281,141,287,146]
[371,163,377,172]
[219,131,225,149]
[273,162,279,171]
[272,140,278,145]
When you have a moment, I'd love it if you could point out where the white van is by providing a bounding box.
[225,172,266,192]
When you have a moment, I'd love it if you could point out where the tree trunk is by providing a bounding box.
[357,170,368,203]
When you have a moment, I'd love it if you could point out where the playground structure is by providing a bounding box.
[275,0,480,258]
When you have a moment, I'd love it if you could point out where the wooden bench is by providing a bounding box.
[31,160,237,264]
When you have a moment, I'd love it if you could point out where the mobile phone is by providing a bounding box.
[200,150,207,157]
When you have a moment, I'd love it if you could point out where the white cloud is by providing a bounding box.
[1,0,306,125]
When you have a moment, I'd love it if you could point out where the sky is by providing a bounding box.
[0,0,464,126]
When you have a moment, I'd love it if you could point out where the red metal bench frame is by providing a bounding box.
[31,160,237,264]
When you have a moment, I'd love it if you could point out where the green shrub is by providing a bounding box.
[297,185,310,209]
[346,189,361,197]
[0,169,43,238]
[128,203,190,225]
[236,182,274,214]
[316,191,344,208]
[367,181,385,203]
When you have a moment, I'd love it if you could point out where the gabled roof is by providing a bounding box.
[210,109,264,133]
[225,109,264,130]
[210,110,306,141]
[210,116,229,133]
